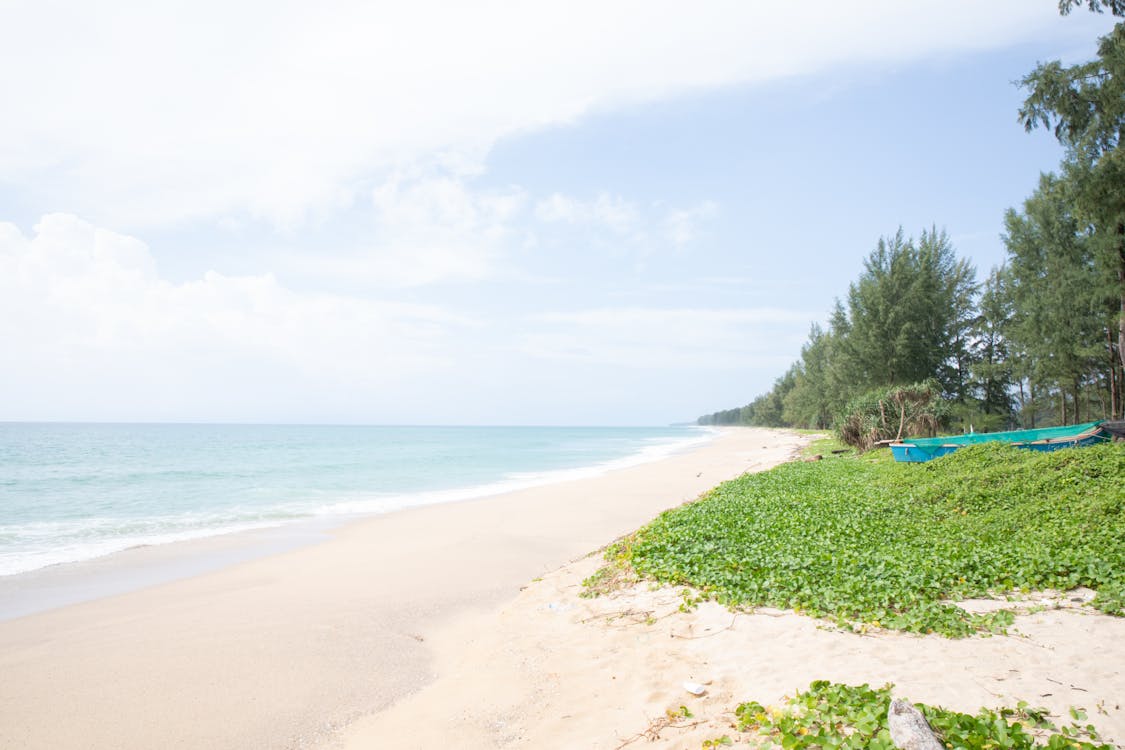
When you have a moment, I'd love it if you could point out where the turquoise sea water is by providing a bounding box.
[0,423,713,576]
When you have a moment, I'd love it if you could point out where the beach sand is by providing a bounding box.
[0,427,806,749]
[4,426,1122,750]
[335,557,1125,749]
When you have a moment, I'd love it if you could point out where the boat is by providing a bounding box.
[889,420,1120,463]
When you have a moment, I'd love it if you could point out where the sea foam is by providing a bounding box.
[0,423,715,576]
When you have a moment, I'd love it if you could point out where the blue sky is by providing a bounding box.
[0,2,1117,425]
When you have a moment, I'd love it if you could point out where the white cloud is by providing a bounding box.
[534,194,583,224]
[534,192,717,252]
[534,192,640,236]
[291,178,715,288]
[523,306,812,369]
[0,214,473,420]
[664,201,719,247]
[590,194,642,236]
[283,169,528,286]
[0,0,1084,228]
[368,170,524,285]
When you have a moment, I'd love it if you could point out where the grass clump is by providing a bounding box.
[610,442,1125,637]
[800,432,851,458]
[733,680,1110,749]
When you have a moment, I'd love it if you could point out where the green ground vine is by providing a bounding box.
[731,681,1111,749]
[591,442,1125,637]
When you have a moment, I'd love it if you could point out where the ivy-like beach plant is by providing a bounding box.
[733,681,1111,750]
[590,442,1125,637]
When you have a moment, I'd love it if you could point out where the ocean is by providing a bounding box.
[0,422,714,577]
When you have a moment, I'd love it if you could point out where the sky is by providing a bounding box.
[0,1,1118,426]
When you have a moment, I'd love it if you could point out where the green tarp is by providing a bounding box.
[892,420,1111,462]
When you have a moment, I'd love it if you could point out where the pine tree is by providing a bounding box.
[835,228,976,399]
[1002,173,1108,423]
[1020,20,1125,381]
[969,267,1016,426]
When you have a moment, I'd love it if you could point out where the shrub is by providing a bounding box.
[836,381,947,451]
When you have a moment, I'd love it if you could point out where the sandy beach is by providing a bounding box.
[3,426,1122,750]
[337,554,1125,749]
[0,427,806,749]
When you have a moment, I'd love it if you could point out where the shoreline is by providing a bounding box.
[0,425,717,621]
[0,426,806,749]
[0,519,337,622]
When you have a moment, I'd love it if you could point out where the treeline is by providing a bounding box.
[701,3,1125,433]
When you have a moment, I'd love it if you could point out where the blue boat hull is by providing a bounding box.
[891,426,1109,463]
[890,444,957,463]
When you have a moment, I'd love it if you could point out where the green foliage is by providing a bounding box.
[698,226,990,431]
[1020,19,1125,387]
[832,227,978,401]
[612,443,1125,637]
[733,681,1111,750]
[1020,24,1125,168]
[1059,0,1125,15]
[801,433,849,458]
[970,267,1016,421]
[698,367,797,427]
[783,324,844,430]
[736,682,896,748]
[835,380,947,451]
[1002,173,1116,425]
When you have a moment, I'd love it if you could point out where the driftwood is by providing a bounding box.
[888,699,944,750]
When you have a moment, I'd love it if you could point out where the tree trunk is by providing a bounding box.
[1030,382,1037,428]
[1117,223,1125,377]
[1118,357,1125,420]
[1095,373,1107,419]
[1110,327,1120,419]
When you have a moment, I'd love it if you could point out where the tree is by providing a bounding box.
[835,228,976,399]
[1059,0,1125,15]
[781,324,840,428]
[969,267,1015,425]
[696,227,982,430]
[923,228,980,403]
[749,366,797,427]
[1002,173,1110,422]
[1019,21,1125,376]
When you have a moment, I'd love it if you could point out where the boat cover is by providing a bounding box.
[892,420,1109,462]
